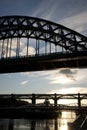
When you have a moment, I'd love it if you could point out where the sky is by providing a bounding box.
[0,0,87,95]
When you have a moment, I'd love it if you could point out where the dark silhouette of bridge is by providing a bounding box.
[0,16,87,73]
[0,93,87,110]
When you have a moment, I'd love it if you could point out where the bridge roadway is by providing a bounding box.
[0,51,87,73]
[13,104,87,112]
[0,104,87,112]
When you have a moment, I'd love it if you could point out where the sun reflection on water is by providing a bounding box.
[60,119,68,130]
[58,111,76,130]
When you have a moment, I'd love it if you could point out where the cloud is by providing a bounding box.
[32,0,55,18]
[39,68,87,86]
[20,46,35,56]
[32,0,87,25]
[59,68,77,74]
[59,11,87,35]
[32,0,87,36]
[48,87,87,94]
[43,69,78,84]
[20,80,29,85]
[50,75,75,84]
[19,68,87,86]
[58,68,77,81]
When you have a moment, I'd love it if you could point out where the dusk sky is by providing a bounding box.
[0,0,87,94]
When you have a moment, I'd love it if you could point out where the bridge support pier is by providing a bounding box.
[10,94,15,107]
[54,93,57,106]
[32,94,36,105]
[78,93,81,108]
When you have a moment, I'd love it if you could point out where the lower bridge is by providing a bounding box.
[0,93,87,118]
[0,93,87,111]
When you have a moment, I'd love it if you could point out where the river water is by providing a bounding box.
[0,111,87,130]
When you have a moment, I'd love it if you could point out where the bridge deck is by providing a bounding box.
[0,52,87,73]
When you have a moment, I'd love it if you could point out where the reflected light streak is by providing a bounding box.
[62,112,68,118]
[59,111,76,130]
[60,119,68,130]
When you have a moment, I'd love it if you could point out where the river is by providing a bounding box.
[0,111,87,130]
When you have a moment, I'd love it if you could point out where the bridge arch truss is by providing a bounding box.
[0,16,87,73]
[0,15,87,59]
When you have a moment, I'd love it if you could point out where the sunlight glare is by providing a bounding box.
[62,112,67,118]
[58,88,76,94]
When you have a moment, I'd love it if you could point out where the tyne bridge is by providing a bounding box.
[0,16,87,73]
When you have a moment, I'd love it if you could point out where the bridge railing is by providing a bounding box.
[0,50,87,60]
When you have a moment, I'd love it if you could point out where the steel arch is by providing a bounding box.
[0,15,87,52]
[0,16,87,73]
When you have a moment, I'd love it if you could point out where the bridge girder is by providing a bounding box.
[0,93,87,100]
